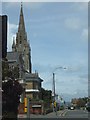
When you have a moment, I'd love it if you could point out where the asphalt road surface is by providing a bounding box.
[18,109,89,119]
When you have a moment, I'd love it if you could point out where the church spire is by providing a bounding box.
[12,37,16,51]
[15,2,32,73]
[18,2,25,32]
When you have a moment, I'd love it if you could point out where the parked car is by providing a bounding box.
[86,102,90,112]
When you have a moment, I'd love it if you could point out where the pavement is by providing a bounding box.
[18,109,67,118]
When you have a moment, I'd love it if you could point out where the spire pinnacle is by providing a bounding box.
[20,2,23,16]
[12,37,16,51]
[21,2,23,14]
[12,37,15,45]
[13,37,15,43]
[21,1,23,7]
[18,2,25,32]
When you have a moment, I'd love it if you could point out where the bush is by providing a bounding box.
[2,78,24,119]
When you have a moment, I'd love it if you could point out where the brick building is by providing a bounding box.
[7,3,44,113]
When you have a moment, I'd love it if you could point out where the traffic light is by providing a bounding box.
[24,97,27,112]
[54,101,56,108]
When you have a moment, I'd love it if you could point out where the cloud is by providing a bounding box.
[59,88,88,101]
[64,64,88,75]
[7,22,18,51]
[81,28,88,41]
[24,2,44,10]
[73,89,88,98]
[41,63,88,97]
[65,18,81,30]
[78,2,88,11]
[0,2,2,14]
[71,2,88,11]
[79,74,88,84]
[56,89,88,102]
[2,1,44,10]
[8,23,18,33]
[77,2,88,10]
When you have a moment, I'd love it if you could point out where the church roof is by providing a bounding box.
[25,73,43,82]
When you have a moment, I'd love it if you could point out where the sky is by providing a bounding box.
[2,1,88,102]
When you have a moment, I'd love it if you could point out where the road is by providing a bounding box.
[18,109,89,119]
[60,109,88,118]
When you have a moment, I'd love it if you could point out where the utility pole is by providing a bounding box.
[52,73,57,115]
[53,73,55,101]
[52,66,67,115]
[27,97,30,119]
[52,73,55,102]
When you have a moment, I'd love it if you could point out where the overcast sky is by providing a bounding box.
[2,2,88,101]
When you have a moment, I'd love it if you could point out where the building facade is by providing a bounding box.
[25,73,43,100]
[7,3,43,101]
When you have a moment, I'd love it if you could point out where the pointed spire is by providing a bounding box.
[12,37,16,51]
[18,2,25,32]
[13,37,15,45]
[20,2,23,16]
[21,1,23,7]
[12,37,15,47]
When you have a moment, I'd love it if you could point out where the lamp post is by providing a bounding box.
[52,73,55,101]
[52,66,67,114]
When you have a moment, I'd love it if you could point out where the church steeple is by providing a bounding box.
[18,2,25,33]
[16,2,27,46]
[14,2,32,73]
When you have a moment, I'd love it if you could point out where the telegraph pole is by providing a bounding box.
[53,73,55,101]
[52,73,57,115]
[27,97,30,119]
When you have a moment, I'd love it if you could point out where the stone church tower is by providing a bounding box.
[12,3,32,73]
[7,3,43,104]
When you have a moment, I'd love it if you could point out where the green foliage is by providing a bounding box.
[2,58,23,119]
[41,88,52,108]
[2,59,19,80]
[76,98,86,107]
[2,58,9,80]
[41,88,52,102]
[71,97,88,108]
[12,65,19,79]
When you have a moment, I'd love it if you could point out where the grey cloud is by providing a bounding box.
[58,89,88,102]
[64,17,81,30]
[70,2,88,11]
[81,28,88,41]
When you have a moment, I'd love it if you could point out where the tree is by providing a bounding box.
[2,58,9,80]
[71,97,88,108]
[41,88,52,108]
[76,98,86,108]
[2,59,24,119]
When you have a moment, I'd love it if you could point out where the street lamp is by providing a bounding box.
[52,66,67,113]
